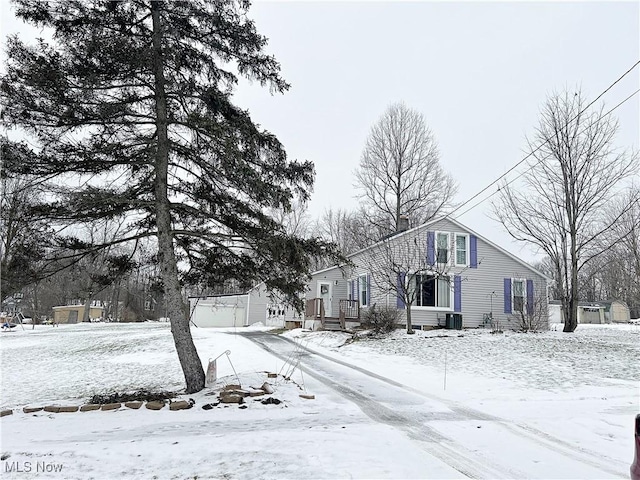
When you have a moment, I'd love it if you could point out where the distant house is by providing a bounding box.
[52,304,105,324]
[304,216,549,331]
[188,283,301,328]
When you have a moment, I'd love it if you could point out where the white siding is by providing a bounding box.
[249,284,302,325]
[247,285,268,325]
[189,295,248,327]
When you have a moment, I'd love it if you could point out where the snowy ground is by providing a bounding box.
[1,322,638,479]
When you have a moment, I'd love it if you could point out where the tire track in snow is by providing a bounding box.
[241,332,527,479]
[303,340,629,477]
[285,333,629,476]
[239,332,627,479]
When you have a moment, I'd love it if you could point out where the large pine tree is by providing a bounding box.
[1,0,334,393]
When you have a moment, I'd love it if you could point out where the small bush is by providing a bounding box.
[509,293,549,332]
[362,304,400,334]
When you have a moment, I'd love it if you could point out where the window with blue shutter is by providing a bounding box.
[513,279,525,312]
[470,235,478,268]
[397,272,406,309]
[454,276,461,312]
[455,234,468,266]
[427,231,435,266]
[436,232,450,264]
[358,274,368,307]
[504,278,512,313]
[526,279,534,316]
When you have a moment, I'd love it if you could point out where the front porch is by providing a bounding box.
[305,298,360,331]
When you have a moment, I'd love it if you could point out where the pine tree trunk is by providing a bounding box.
[151,2,204,393]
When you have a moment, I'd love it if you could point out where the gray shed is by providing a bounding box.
[602,300,631,323]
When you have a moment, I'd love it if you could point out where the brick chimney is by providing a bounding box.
[397,214,409,232]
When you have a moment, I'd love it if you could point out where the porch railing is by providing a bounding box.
[306,298,360,330]
[339,299,360,320]
[305,298,325,321]
[339,299,360,330]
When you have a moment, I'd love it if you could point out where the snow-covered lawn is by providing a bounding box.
[286,324,640,472]
[1,322,638,479]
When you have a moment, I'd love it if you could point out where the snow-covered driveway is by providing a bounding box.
[242,331,630,479]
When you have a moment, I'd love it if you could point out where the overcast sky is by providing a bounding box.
[2,1,639,262]
[232,1,640,261]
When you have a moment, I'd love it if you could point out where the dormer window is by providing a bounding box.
[436,232,449,264]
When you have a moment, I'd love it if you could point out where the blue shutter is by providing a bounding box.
[454,276,462,312]
[397,272,405,309]
[367,274,371,307]
[427,231,435,266]
[504,278,512,314]
[526,279,534,316]
[470,235,478,268]
[356,277,360,305]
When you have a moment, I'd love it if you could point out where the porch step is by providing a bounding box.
[323,319,342,331]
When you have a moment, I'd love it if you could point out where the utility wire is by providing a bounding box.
[453,86,640,219]
[445,59,640,220]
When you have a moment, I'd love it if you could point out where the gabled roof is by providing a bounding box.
[311,215,550,281]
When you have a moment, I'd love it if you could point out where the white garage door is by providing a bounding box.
[192,304,245,328]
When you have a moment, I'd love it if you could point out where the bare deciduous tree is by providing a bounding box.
[580,187,640,317]
[355,102,457,234]
[267,199,312,238]
[314,207,377,258]
[0,174,50,302]
[607,188,640,313]
[359,229,453,334]
[532,258,563,301]
[493,90,638,332]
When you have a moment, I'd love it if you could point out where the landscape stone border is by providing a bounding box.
[1,372,313,418]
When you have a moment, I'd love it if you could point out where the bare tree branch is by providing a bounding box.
[354,102,458,234]
[493,89,639,332]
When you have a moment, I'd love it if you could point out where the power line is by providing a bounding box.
[445,59,640,220]
[453,86,640,219]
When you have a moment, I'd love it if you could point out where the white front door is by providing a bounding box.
[317,282,332,317]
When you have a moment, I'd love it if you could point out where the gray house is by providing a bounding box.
[304,216,549,331]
